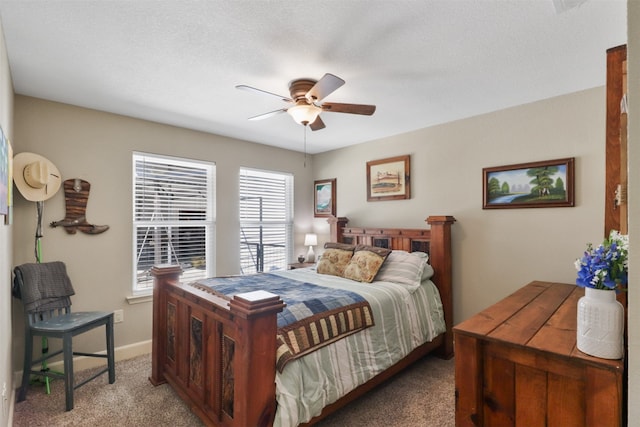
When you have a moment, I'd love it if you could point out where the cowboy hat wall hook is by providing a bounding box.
[50,178,109,235]
[13,152,62,202]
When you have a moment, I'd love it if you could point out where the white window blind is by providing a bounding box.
[239,168,293,274]
[133,153,215,293]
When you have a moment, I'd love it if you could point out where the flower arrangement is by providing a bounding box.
[574,230,628,290]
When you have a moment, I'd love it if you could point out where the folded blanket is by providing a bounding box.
[190,273,375,372]
[13,262,75,313]
[274,300,373,372]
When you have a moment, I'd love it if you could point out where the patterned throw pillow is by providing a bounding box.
[343,245,392,283]
[316,248,354,277]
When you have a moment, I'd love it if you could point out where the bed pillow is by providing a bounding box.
[316,244,355,277]
[343,245,392,283]
[421,262,435,281]
[375,250,430,290]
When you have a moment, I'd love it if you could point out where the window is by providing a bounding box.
[133,153,215,293]
[239,168,293,274]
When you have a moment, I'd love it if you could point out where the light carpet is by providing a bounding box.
[13,354,454,426]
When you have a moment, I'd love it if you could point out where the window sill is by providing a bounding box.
[126,293,153,305]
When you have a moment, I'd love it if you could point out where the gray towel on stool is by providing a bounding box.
[13,262,76,313]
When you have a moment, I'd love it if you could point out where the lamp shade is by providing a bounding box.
[304,233,318,246]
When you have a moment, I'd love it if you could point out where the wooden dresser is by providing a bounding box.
[454,281,624,426]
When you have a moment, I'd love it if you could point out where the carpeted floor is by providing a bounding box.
[13,353,454,426]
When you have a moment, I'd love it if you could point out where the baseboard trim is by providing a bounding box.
[12,339,152,386]
[7,388,14,426]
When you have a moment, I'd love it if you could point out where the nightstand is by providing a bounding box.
[288,262,315,270]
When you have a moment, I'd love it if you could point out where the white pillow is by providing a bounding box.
[374,250,430,291]
[421,262,434,280]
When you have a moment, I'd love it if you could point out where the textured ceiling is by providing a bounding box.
[0,0,627,154]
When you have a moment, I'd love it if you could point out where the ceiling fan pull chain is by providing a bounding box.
[303,124,307,168]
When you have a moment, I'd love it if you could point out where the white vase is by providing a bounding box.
[576,287,624,359]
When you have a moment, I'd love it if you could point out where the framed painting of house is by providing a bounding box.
[483,157,575,209]
[367,155,411,202]
[314,178,336,217]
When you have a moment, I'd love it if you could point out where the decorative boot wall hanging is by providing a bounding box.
[50,178,109,235]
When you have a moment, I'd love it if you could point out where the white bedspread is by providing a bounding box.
[270,267,446,427]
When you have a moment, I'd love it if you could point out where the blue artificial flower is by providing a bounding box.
[575,230,629,291]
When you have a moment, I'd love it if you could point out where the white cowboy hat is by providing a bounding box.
[13,152,62,201]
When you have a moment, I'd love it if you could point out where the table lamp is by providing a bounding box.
[304,233,318,263]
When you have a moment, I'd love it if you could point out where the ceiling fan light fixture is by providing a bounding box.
[238,73,375,130]
[288,103,321,126]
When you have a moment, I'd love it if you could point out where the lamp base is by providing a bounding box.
[306,246,315,263]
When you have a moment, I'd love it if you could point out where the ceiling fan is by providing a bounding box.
[236,73,376,131]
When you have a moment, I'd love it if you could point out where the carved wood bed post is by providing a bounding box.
[426,215,456,358]
[328,216,349,243]
[149,264,182,386]
[149,265,285,426]
[229,292,286,426]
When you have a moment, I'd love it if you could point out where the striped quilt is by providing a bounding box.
[270,267,446,427]
[189,273,375,371]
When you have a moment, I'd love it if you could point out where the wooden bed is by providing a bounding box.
[149,215,455,427]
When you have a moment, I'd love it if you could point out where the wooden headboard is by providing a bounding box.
[327,215,456,357]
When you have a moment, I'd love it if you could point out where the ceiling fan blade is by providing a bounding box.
[306,73,345,103]
[248,108,287,121]
[321,102,376,115]
[236,85,293,103]
[309,116,326,131]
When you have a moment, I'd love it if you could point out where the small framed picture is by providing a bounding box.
[367,155,410,201]
[483,157,575,209]
[314,178,336,217]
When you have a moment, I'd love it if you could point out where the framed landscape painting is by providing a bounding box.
[483,157,575,209]
[367,155,411,202]
[314,178,336,217]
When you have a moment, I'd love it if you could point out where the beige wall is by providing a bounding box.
[314,87,605,323]
[11,86,607,367]
[0,18,14,427]
[10,96,316,369]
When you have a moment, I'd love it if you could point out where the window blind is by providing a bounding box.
[133,153,215,292]
[239,168,293,274]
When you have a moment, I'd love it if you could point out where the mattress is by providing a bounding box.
[270,267,445,427]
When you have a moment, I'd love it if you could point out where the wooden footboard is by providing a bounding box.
[149,265,285,426]
[150,215,455,426]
